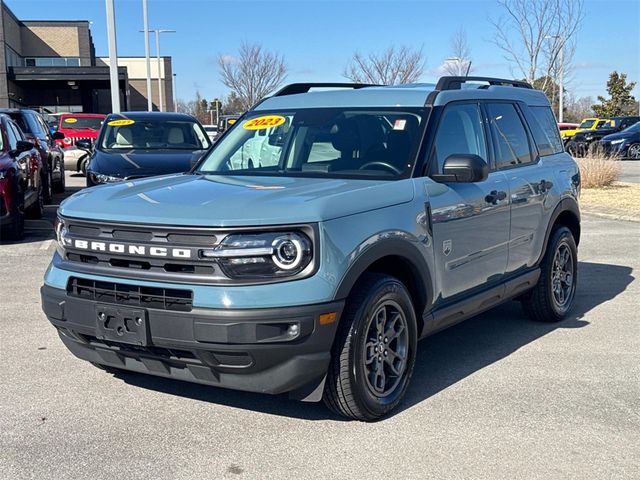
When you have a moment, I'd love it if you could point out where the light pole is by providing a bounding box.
[546,35,564,123]
[105,0,120,113]
[141,29,175,111]
[172,73,177,112]
[142,0,152,111]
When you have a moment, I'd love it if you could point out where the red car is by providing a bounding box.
[56,113,105,149]
[0,114,44,240]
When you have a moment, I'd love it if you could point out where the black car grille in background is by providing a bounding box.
[67,277,193,312]
[67,136,92,146]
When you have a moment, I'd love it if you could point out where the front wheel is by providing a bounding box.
[522,226,577,322]
[627,143,640,160]
[323,273,417,421]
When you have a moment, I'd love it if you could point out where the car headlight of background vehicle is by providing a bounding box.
[610,139,626,145]
[201,231,313,279]
[88,171,122,184]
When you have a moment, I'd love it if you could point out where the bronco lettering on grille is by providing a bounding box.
[72,239,191,258]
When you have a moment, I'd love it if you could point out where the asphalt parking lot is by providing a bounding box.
[619,159,640,183]
[1,172,639,479]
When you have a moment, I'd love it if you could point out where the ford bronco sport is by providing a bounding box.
[42,77,580,421]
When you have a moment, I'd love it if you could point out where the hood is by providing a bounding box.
[601,131,637,142]
[90,149,205,179]
[60,174,415,226]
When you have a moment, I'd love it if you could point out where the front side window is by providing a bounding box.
[197,108,424,179]
[431,103,487,173]
[487,103,533,168]
[100,119,210,150]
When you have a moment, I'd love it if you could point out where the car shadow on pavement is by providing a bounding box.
[116,261,634,422]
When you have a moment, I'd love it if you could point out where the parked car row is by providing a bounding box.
[0,109,69,241]
[561,115,640,159]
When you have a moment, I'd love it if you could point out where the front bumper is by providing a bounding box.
[41,284,343,400]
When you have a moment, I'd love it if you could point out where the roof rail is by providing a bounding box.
[272,82,380,97]
[435,76,533,91]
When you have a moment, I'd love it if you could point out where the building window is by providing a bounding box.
[5,47,23,67]
[25,57,81,67]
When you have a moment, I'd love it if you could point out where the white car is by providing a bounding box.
[202,125,218,142]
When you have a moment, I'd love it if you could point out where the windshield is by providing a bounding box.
[579,119,595,129]
[100,119,211,150]
[622,121,640,133]
[60,116,104,130]
[196,108,424,179]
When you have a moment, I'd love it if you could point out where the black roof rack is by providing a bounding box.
[272,82,380,97]
[435,76,533,91]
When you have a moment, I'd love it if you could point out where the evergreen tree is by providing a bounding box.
[592,72,637,116]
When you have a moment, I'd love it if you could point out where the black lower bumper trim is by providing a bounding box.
[42,284,343,397]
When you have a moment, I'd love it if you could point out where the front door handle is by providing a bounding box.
[485,190,507,205]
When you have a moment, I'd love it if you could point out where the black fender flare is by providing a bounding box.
[536,196,580,265]
[334,237,433,316]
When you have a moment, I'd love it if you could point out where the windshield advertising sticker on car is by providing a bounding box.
[243,115,286,130]
[107,119,136,127]
[393,119,407,130]
[64,118,78,123]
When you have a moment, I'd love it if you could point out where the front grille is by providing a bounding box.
[67,277,193,312]
[67,136,92,146]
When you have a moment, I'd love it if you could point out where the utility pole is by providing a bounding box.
[140,29,175,112]
[105,0,120,113]
[142,0,152,111]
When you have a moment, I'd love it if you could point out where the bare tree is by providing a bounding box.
[443,28,473,76]
[490,0,584,90]
[343,46,425,85]
[218,43,287,111]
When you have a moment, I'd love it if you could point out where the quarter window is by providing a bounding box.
[487,103,533,168]
[528,106,564,155]
[431,103,487,173]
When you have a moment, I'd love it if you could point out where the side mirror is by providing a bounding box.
[52,131,65,140]
[9,140,34,158]
[76,139,93,151]
[431,154,489,183]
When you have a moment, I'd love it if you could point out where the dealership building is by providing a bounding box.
[0,0,173,113]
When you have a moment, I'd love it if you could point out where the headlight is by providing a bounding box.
[89,172,122,184]
[610,139,625,145]
[63,138,72,145]
[54,217,71,249]
[202,231,313,279]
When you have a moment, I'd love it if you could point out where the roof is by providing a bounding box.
[255,79,550,110]
[108,112,196,121]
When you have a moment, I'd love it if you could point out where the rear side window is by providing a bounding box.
[528,107,564,155]
[486,103,533,168]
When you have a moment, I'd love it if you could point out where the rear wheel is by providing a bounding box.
[522,226,577,322]
[323,273,417,421]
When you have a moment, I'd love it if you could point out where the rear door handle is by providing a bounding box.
[539,179,553,192]
[485,190,507,204]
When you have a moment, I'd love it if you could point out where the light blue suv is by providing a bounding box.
[42,77,581,420]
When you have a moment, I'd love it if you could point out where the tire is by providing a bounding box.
[79,154,88,174]
[627,143,640,160]
[565,141,578,157]
[42,168,53,204]
[323,273,417,421]
[52,158,65,193]
[26,182,44,219]
[522,226,577,322]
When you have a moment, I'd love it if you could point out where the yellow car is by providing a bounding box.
[561,118,612,140]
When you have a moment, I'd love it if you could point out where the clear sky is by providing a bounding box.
[7,0,640,103]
